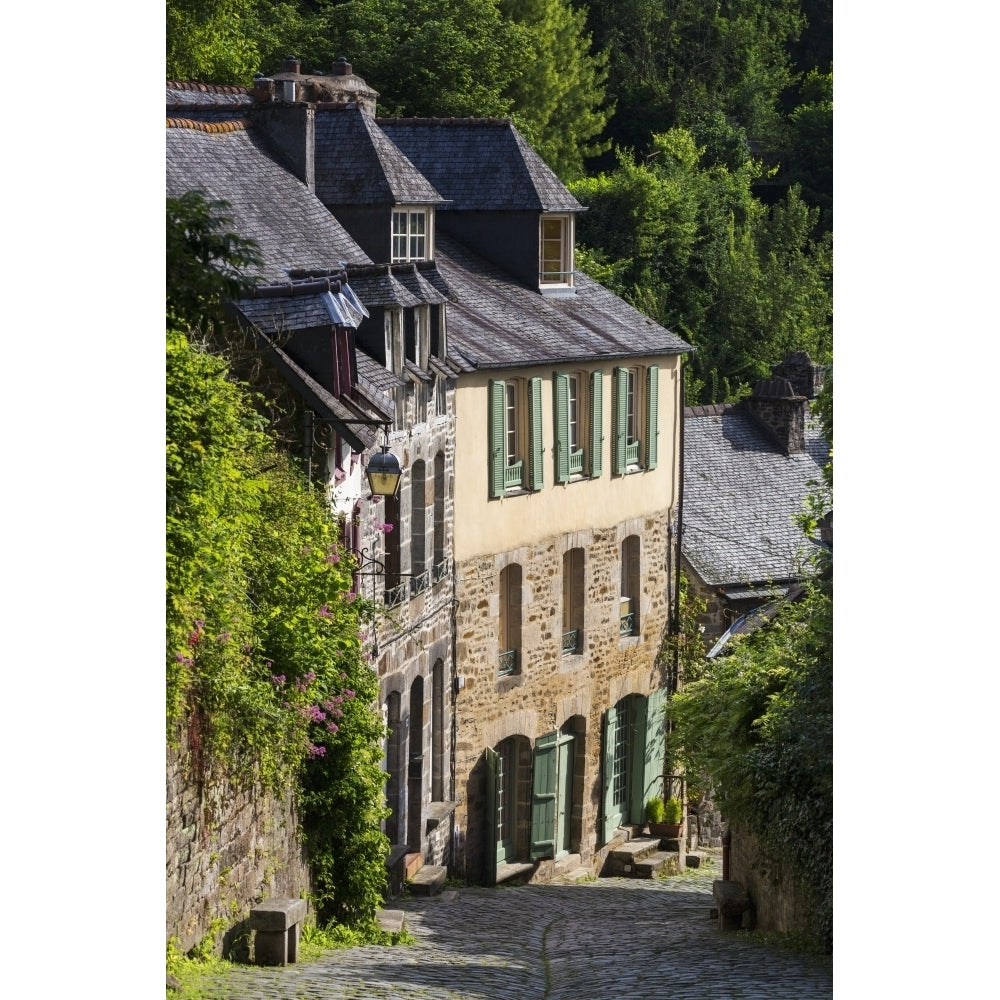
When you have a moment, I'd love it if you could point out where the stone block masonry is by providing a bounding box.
[166,732,311,956]
[452,510,676,882]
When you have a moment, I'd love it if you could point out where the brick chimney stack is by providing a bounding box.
[744,378,807,455]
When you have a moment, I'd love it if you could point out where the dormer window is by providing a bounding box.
[392,207,432,262]
[539,214,574,288]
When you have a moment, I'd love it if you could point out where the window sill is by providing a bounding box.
[538,285,577,299]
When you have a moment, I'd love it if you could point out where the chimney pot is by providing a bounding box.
[282,55,301,74]
[253,76,275,103]
[332,56,352,76]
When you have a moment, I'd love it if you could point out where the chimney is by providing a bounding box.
[331,57,352,76]
[282,55,301,75]
[770,351,825,400]
[744,378,807,455]
[253,75,275,103]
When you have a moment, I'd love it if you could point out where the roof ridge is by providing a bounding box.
[166,117,249,133]
[685,403,738,417]
[376,117,513,127]
[166,80,251,94]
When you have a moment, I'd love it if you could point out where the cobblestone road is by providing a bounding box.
[199,858,832,999]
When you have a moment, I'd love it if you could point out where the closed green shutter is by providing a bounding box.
[530,731,558,859]
[643,687,668,807]
[488,380,505,498]
[529,376,544,491]
[646,365,659,470]
[601,704,621,843]
[613,367,628,475]
[485,746,499,886]
[589,370,603,478]
[553,372,570,483]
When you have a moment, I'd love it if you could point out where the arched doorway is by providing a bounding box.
[407,677,425,848]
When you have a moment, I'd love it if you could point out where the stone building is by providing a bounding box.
[166,54,693,930]
[682,353,829,647]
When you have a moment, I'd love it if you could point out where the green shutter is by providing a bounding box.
[589,370,603,478]
[643,687,668,807]
[488,380,505,498]
[530,731,558,859]
[613,367,628,475]
[646,365,659,470]
[601,705,622,843]
[529,376,544,491]
[485,746,499,886]
[553,372,570,483]
[629,698,648,826]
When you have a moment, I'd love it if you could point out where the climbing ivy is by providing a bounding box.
[167,192,389,930]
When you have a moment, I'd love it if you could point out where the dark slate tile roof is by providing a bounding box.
[682,403,830,589]
[377,118,582,212]
[314,107,445,206]
[434,235,691,367]
[166,118,372,282]
[357,353,405,394]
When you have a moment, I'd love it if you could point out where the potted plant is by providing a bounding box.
[646,795,684,838]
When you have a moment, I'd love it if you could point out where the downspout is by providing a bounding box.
[304,409,313,483]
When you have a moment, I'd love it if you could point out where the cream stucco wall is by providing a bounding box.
[453,354,684,561]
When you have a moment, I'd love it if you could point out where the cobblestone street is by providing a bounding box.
[197,858,832,999]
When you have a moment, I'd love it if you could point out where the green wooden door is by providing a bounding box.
[557,732,574,855]
[643,687,669,806]
[530,732,557,859]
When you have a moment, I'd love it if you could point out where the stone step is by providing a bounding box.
[495,861,535,885]
[404,852,424,880]
[409,864,448,896]
[685,851,707,868]
[376,909,405,933]
[608,835,663,864]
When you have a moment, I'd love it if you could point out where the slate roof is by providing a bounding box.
[682,403,829,590]
[377,118,582,212]
[166,118,372,282]
[434,235,691,368]
[314,107,445,206]
[166,81,252,108]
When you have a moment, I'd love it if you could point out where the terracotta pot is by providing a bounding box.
[649,822,683,838]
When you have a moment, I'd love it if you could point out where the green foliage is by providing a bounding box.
[570,132,831,404]
[645,796,665,824]
[166,191,262,330]
[662,795,683,825]
[668,487,832,952]
[167,193,389,929]
[500,0,612,180]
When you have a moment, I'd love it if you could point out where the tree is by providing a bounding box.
[570,130,831,404]
[500,0,612,180]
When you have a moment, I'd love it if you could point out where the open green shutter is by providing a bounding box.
[643,687,668,807]
[530,731,558,859]
[613,367,628,475]
[629,698,648,826]
[646,365,659,470]
[488,380,505,498]
[601,705,621,843]
[589,370,603,478]
[553,372,570,483]
[485,746,499,885]
[529,376,544,491]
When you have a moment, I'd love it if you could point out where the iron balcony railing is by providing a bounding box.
[569,449,585,476]
[498,648,519,676]
[625,440,640,466]
[620,611,637,636]
[384,581,408,608]
[433,558,449,584]
[562,628,581,654]
[409,569,432,597]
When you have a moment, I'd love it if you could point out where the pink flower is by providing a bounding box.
[318,604,332,618]
[325,722,339,734]
[307,744,327,758]
[271,674,286,687]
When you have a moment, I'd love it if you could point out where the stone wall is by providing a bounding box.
[728,824,817,940]
[451,510,676,882]
[166,732,312,957]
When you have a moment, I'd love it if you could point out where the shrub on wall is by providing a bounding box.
[166,192,389,933]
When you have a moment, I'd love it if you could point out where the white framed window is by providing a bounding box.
[392,208,431,262]
[489,377,544,497]
[539,214,574,287]
[554,369,603,482]
[613,365,658,475]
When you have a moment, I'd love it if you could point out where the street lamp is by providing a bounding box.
[365,444,403,498]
